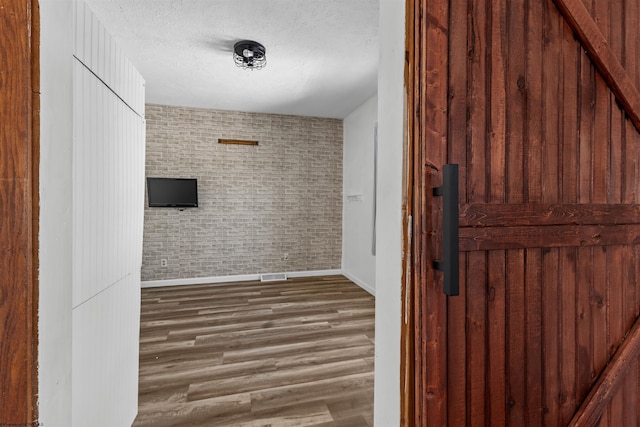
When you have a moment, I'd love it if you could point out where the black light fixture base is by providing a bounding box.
[233,40,266,70]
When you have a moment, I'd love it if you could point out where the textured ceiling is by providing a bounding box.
[83,0,380,118]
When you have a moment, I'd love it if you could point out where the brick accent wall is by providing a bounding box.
[142,104,343,281]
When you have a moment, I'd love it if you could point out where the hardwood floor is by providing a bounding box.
[132,275,375,427]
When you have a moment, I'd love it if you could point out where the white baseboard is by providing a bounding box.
[141,269,343,289]
[342,272,375,296]
[286,269,342,278]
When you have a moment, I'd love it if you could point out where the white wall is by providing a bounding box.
[342,95,378,295]
[374,0,405,425]
[39,1,75,425]
[39,2,146,426]
[71,3,145,426]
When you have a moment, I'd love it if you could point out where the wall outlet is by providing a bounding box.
[160,259,168,267]
[283,253,289,260]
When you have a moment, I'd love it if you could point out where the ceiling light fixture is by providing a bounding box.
[233,40,266,70]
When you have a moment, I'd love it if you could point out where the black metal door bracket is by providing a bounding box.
[432,164,459,296]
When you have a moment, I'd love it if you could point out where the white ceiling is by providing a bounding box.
[83,0,380,119]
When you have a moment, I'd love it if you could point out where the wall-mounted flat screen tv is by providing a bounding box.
[147,177,198,207]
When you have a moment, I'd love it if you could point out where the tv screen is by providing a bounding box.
[147,177,198,207]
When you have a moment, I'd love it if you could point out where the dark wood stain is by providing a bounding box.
[569,315,640,426]
[459,223,640,251]
[218,139,259,146]
[132,276,374,427]
[460,203,640,227]
[407,0,640,425]
[553,0,640,133]
[0,0,39,424]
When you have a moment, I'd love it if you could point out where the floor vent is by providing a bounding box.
[260,273,288,282]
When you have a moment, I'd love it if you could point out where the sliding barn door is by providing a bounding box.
[409,0,640,425]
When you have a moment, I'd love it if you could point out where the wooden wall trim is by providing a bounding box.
[400,0,415,425]
[553,0,640,133]
[30,0,40,420]
[0,0,39,423]
[218,139,259,146]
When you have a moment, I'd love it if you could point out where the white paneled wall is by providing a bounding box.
[72,59,145,306]
[74,1,145,114]
[71,2,145,426]
[72,276,140,426]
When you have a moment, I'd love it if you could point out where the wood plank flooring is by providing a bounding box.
[132,275,375,427]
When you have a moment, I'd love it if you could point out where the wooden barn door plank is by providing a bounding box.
[486,1,507,424]
[553,0,640,133]
[467,0,488,423]
[446,0,468,424]
[569,315,640,426]
[608,4,627,425]
[541,6,563,420]
[422,0,449,422]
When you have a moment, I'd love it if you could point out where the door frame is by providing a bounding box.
[0,0,40,423]
[400,0,415,424]
[401,0,448,424]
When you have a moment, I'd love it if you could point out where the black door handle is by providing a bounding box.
[433,164,459,296]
